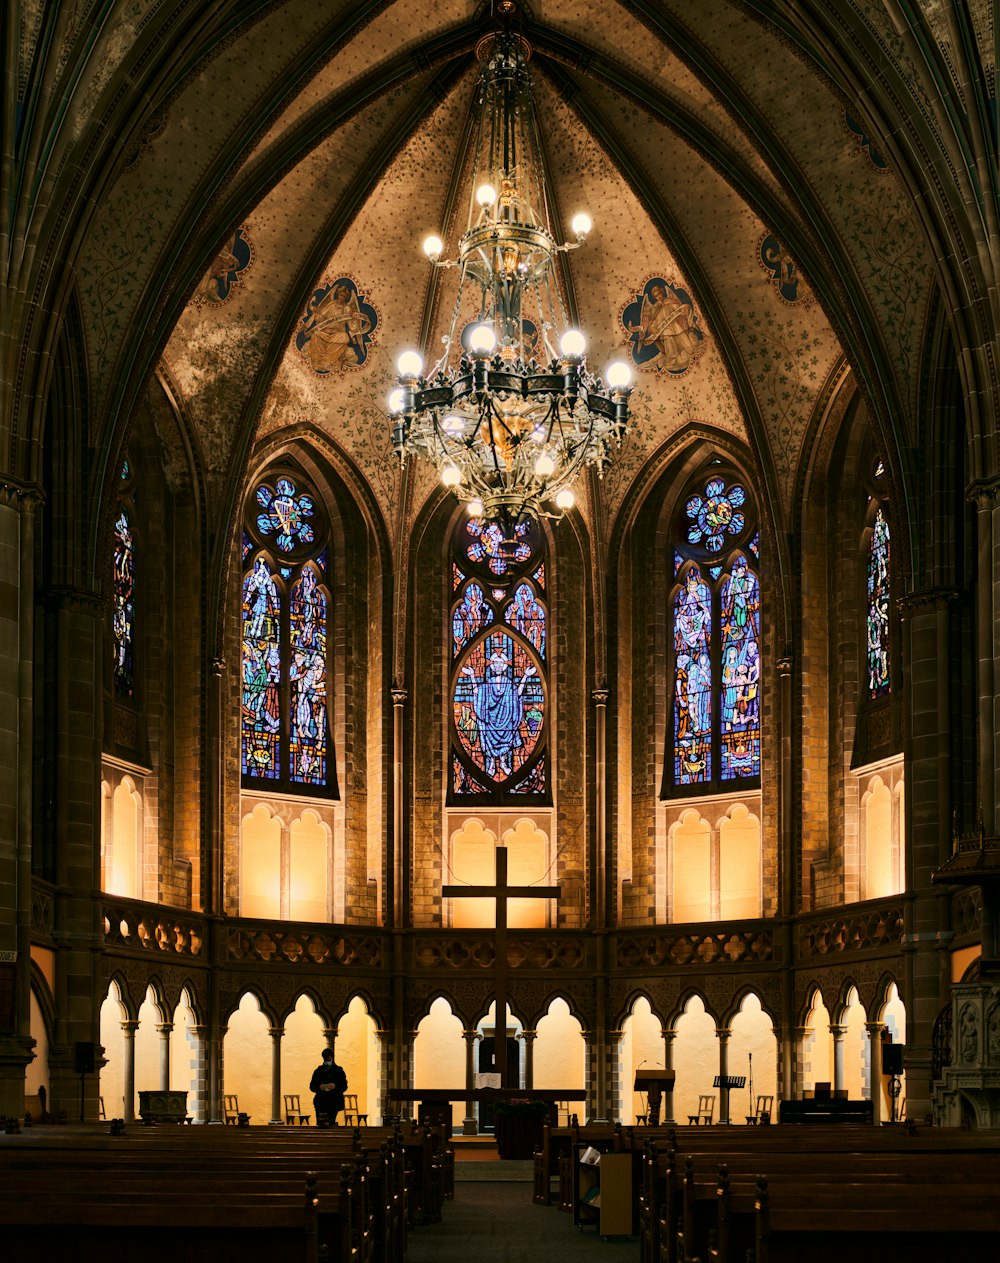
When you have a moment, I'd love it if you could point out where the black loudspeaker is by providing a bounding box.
[74,1041,96,1075]
[881,1042,904,1075]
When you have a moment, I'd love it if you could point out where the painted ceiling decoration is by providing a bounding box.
[7,0,996,570]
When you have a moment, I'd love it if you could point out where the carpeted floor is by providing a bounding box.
[405,1180,640,1262]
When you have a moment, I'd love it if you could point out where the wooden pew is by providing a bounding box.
[638,1132,1000,1263]
[0,1124,409,1263]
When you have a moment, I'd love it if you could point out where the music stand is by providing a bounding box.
[634,1069,675,1126]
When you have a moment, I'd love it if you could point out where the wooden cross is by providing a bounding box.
[442,845,560,1087]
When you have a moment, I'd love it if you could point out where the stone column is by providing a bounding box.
[0,483,41,1119]
[462,1028,481,1135]
[520,1029,537,1090]
[661,1029,677,1123]
[716,1027,732,1124]
[793,1025,812,1098]
[189,1025,208,1123]
[865,1020,886,1124]
[830,1025,847,1095]
[776,654,796,1107]
[897,589,958,1121]
[156,1023,173,1090]
[122,1020,139,1122]
[391,688,408,1096]
[268,1026,284,1125]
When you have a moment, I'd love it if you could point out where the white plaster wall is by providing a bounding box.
[729,994,777,1120]
[672,995,719,1124]
[412,997,466,1124]
[621,996,667,1122]
[534,998,586,1097]
[99,984,127,1118]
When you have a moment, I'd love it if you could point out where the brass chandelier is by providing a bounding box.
[389,14,632,526]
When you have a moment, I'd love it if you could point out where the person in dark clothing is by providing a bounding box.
[309,1047,347,1125]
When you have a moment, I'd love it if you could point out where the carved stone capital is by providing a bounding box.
[777,656,793,676]
[967,477,1000,510]
[391,688,408,707]
[896,587,960,617]
[46,585,108,617]
[0,479,44,512]
[591,688,609,706]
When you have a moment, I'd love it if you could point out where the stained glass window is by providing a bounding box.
[450,517,548,800]
[866,506,891,697]
[668,473,760,794]
[241,472,335,795]
[112,507,135,696]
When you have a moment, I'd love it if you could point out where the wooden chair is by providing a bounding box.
[342,1093,368,1126]
[98,1096,106,1120]
[283,1093,310,1126]
[222,1094,241,1125]
[687,1094,715,1125]
[746,1093,773,1125]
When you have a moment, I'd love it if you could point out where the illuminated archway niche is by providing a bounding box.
[27,986,50,1104]
[99,980,128,1118]
[284,993,326,1118]
[103,776,142,897]
[671,810,711,922]
[672,995,718,1126]
[840,986,870,1101]
[620,996,665,1124]
[801,990,833,1093]
[289,809,330,922]
[449,819,496,927]
[413,997,466,1124]
[241,803,281,918]
[729,993,777,1121]
[858,768,904,900]
[134,984,162,1107]
[533,998,586,1111]
[224,992,273,1124]
[719,805,761,918]
[500,817,549,927]
[169,988,202,1121]
[880,982,907,1120]
[335,996,379,1122]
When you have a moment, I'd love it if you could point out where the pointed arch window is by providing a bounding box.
[241,472,337,796]
[448,516,549,802]
[112,457,136,697]
[865,467,891,698]
[665,471,761,796]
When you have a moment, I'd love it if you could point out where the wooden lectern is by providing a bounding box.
[634,1069,675,1126]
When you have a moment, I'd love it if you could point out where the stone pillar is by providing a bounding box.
[717,1027,732,1124]
[520,1029,537,1089]
[462,1029,481,1135]
[830,1025,847,1095]
[865,1021,886,1124]
[897,589,958,1122]
[793,1025,812,1098]
[189,1025,208,1123]
[268,1027,284,1125]
[776,654,796,1110]
[593,688,609,926]
[391,688,408,1096]
[156,1023,173,1091]
[661,1029,677,1123]
[605,1029,623,1123]
[122,1020,139,1122]
[0,483,42,1119]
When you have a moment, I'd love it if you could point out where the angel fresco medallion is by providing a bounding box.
[196,227,254,305]
[757,234,814,307]
[620,276,704,375]
[296,276,379,374]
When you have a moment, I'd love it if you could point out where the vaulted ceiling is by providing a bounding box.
[7,1,996,587]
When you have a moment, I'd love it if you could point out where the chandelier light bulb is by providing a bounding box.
[571,212,592,238]
[388,388,406,414]
[560,329,586,359]
[606,360,632,389]
[423,234,444,261]
[397,349,423,378]
[441,463,462,488]
[476,183,497,208]
[466,497,485,517]
[469,324,497,355]
[555,487,576,511]
[441,414,465,436]
[534,452,556,478]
